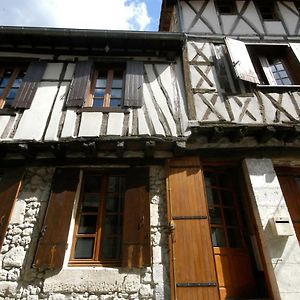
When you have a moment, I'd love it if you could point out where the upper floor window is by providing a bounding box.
[0,67,26,109]
[224,38,300,86]
[87,66,124,108]
[215,0,237,14]
[66,61,143,110]
[256,1,279,20]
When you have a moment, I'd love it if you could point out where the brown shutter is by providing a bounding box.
[166,157,219,300]
[65,61,93,107]
[123,61,144,107]
[33,168,80,270]
[0,168,24,250]
[12,61,47,109]
[122,167,150,268]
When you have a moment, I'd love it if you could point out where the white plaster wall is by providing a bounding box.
[13,82,59,141]
[243,158,300,300]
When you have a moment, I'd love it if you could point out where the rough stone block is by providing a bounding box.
[9,201,26,225]
[0,282,17,297]
[3,247,25,268]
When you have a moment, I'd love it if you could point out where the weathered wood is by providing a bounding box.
[257,126,276,143]
[145,140,155,158]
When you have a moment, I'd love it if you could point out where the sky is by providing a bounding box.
[0,0,163,31]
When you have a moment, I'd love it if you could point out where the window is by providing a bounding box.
[215,0,237,14]
[225,38,300,86]
[33,168,150,269]
[256,1,279,20]
[0,67,26,109]
[86,66,124,108]
[70,173,125,265]
[66,61,144,109]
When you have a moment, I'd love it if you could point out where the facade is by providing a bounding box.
[1,1,300,300]
[160,0,300,299]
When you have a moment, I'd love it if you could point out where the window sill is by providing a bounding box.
[257,84,300,92]
[0,108,17,116]
[78,107,130,114]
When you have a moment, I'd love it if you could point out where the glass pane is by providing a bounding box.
[273,72,279,80]
[223,208,237,226]
[112,79,123,88]
[282,78,291,85]
[0,77,10,87]
[209,207,222,225]
[101,238,120,259]
[96,78,107,88]
[74,238,94,259]
[82,193,100,212]
[206,188,220,206]
[7,89,17,100]
[12,78,22,88]
[211,228,226,247]
[111,88,122,98]
[0,87,4,96]
[227,228,243,248]
[278,70,287,78]
[104,215,122,235]
[295,177,300,191]
[110,98,121,107]
[106,195,123,212]
[93,99,104,107]
[78,215,97,234]
[94,88,105,97]
[270,65,276,72]
[218,172,232,189]
[107,176,125,193]
[276,63,284,71]
[220,190,234,206]
[84,175,101,192]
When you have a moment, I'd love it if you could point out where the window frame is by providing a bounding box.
[69,170,126,267]
[0,66,26,109]
[85,65,125,109]
[225,38,300,87]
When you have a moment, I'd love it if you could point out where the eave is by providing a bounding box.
[0,26,185,58]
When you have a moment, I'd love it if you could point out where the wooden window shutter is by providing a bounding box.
[166,157,219,299]
[65,61,93,107]
[122,167,150,268]
[225,38,260,84]
[123,61,144,107]
[0,168,24,250]
[33,168,80,270]
[12,61,47,109]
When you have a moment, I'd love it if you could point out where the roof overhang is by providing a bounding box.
[0,26,185,58]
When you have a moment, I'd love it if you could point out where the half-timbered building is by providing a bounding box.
[1,1,300,300]
[160,0,300,299]
[0,27,187,300]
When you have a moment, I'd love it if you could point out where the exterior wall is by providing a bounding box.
[243,158,300,300]
[181,1,300,38]
[0,60,189,142]
[186,40,300,125]
[0,166,169,300]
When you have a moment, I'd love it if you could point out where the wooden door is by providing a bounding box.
[277,168,300,241]
[204,167,257,299]
[166,157,219,300]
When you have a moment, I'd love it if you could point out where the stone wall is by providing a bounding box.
[0,166,169,300]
